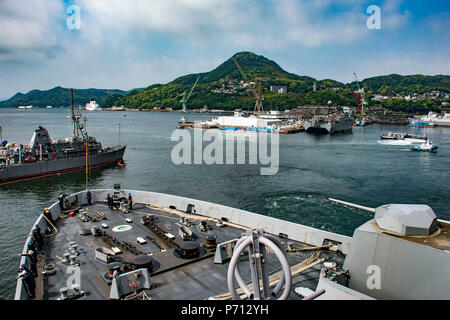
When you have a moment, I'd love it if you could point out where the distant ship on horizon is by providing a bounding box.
[85,98,101,111]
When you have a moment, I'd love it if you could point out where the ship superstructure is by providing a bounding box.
[0,90,125,185]
[409,111,450,128]
[85,99,101,111]
[304,113,353,135]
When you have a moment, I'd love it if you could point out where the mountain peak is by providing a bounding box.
[172,51,299,86]
[231,51,262,60]
[228,51,283,72]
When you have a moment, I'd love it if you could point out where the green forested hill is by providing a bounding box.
[172,51,307,86]
[353,74,450,95]
[3,52,449,113]
[103,52,357,111]
[103,52,449,112]
[0,86,127,108]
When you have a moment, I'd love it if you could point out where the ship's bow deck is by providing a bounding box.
[27,199,345,300]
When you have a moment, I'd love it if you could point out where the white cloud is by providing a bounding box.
[0,0,413,61]
[0,0,446,98]
[381,0,410,30]
[77,0,405,49]
[77,0,253,44]
[0,0,64,61]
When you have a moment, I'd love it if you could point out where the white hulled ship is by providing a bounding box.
[85,99,101,111]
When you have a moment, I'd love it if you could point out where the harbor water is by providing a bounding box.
[1,108,449,299]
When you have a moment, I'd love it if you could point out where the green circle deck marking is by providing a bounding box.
[112,225,132,232]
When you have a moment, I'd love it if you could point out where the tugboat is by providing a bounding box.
[409,139,438,153]
[380,132,403,140]
[0,89,126,186]
[176,116,194,129]
[380,132,427,141]
[354,117,371,127]
[380,132,428,144]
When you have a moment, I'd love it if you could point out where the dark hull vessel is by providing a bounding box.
[0,89,126,186]
[305,126,329,135]
[0,145,125,186]
[304,114,353,135]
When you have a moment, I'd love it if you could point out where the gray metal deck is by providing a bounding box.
[25,199,345,300]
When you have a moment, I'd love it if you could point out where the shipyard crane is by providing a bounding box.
[232,57,265,114]
[347,83,361,112]
[353,73,368,118]
[180,76,200,113]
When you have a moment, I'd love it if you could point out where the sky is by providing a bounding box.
[0,0,449,99]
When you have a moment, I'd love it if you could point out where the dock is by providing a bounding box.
[177,121,195,129]
[279,124,305,134]
[372,114,412,125]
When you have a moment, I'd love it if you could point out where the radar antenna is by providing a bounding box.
[70,88,88,141]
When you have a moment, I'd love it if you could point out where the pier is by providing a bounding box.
[279,124,305,134]
[372,113,412,125]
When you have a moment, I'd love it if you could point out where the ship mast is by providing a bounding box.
[85,139,89,189]
[70,88,88,141]
[70,89,90,188]
[71,88,77,139]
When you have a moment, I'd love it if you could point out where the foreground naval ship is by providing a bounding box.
[15,186,449,300]
[304,113,353,135]
[0,90,126,186]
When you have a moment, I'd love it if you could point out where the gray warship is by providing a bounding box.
[15,186,449,300]
[0,90,126,186]
[304,114,353,135]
